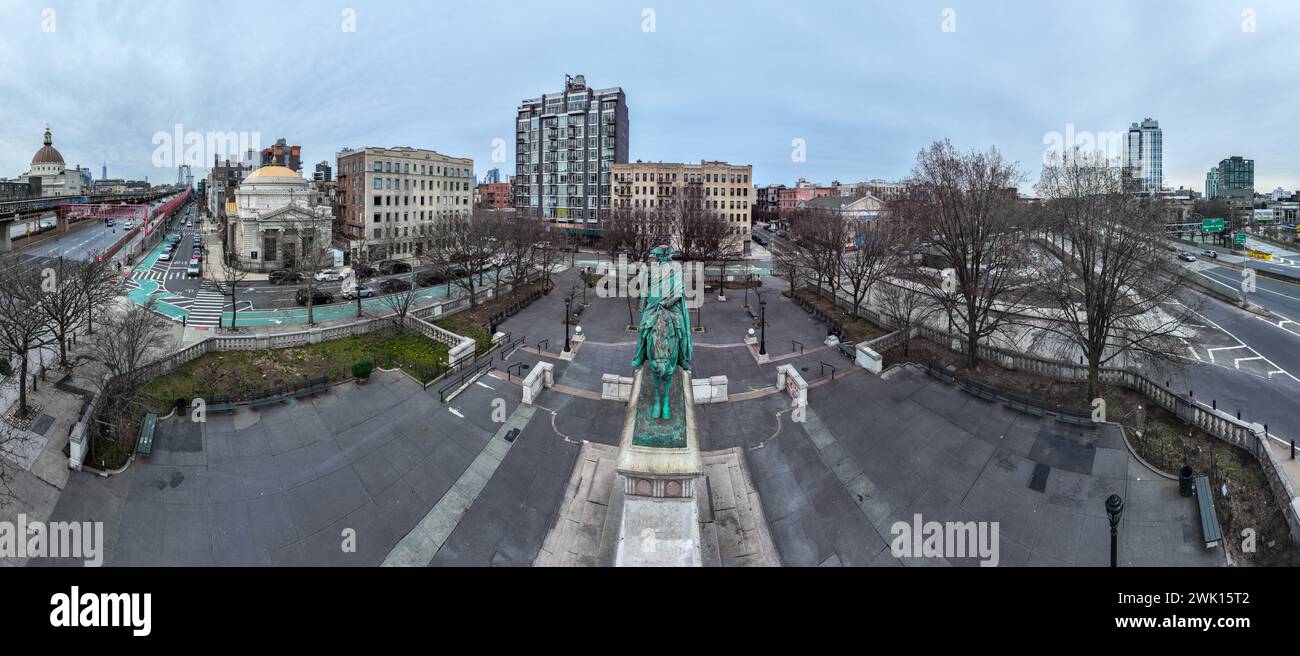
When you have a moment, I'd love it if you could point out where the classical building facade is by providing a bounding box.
[20,127,87,197]
[228,165,333,273]
[334,145,473,264]
[611,160,753,255]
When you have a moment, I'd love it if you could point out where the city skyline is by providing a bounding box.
[3,0,1300,192]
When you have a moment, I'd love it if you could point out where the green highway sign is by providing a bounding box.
[1202,217,1225,233]
[1234,231,1247,245]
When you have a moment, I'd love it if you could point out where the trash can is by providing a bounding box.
[1179,464,1194,497]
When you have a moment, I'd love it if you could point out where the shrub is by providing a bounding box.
[0,357,10,377]
[352,359,373,380]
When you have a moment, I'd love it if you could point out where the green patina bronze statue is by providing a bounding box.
[630,245,693,422]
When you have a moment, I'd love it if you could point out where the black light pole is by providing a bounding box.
[563,297,572,354]
[758,299,767,356]
[1105,494,1124,567]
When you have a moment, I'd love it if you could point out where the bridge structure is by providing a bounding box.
[0,188,178,253]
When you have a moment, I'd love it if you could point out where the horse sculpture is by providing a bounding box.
[645,306,680,419]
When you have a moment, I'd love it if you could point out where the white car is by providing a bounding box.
[341,285,375,300]
[159,251,172,262]
[315,269,345,282]
[123,221,135,230]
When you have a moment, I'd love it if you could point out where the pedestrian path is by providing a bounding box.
[187,282,226,328]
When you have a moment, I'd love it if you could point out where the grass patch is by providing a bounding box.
[137,327,449,413]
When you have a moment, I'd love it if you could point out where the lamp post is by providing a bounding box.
[1105,494,1124,567]
[563,296,572,354]
[758,299,767,356]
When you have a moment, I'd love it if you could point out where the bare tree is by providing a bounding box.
[88,298,171,381]
[72,253,120,337]
[36,255,86,365]
[1035,150,1193,398]
[424,210,503,309]
[213,261,250,331]
[893,140,1031,368]
[282,216,332,326]
[837,216,901,318]
[789,208,848,300]
[0,420,34,510]
[0,255,55,419]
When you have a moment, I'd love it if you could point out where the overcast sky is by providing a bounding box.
[3,0,1298,193]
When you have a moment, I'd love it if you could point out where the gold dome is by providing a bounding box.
[245,165,300,180]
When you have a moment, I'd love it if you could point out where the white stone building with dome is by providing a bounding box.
[19,127,88,197]
[228,164,334,273]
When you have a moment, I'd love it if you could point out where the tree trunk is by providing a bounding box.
[17,355,29,419]
[966,331,980,369]
[1087,353,1102,400]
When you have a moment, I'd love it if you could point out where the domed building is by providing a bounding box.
[20,127,87,197]
[228,163,334,272]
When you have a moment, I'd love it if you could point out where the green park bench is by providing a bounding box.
[1193,475,1223,549]
[1003,392,1046,417]
[136,412,158,456]
[958,377,997,402]
[926,362,956,384]
[1055,406,1099,429]
[747,306,759,320]
[207,395,237,413]
[250,387,288,409]
[292,376,330,399]
[836,342,856,359]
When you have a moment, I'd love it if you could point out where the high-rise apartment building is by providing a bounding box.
[611,160,753,254]
[261,138,302,173]
[1216,156,1254,223]
[1124,118,1162,192]
[515,74,628,228]
[1204,167,1221,199]
[314,160,332,183]
[334,146,473,264]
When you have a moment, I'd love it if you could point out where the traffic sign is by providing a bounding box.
[1202,217,1225,233]
[1233,231,1247,246]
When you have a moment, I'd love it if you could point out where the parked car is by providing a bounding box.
[1178,252,1197,262]
[1201,250,1218,259]
[191,249,203,262]
[378,278,411,294]
[186,260,201,277]
[341,285,375,300]
[295,288,334,306]
[353,265,376,281]
[315,269,345,282]
[159,251,172,262]
[377,259,411,275]
[415,270,445,287]
[269,269,303,285]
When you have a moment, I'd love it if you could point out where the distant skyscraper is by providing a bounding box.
[1205,167,1220,199]
[1217,156,1254,223]
[1124,118,1162,192]
[314,160,332,183]
[515,74,628,226]
[101,163,107,181]
[482,168,501,184]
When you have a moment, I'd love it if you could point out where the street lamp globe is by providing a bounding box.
[1105,494,1124,529]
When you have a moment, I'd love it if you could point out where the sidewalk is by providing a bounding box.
[202,237,269,282]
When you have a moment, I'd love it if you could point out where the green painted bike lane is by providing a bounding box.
[126,227,190,322]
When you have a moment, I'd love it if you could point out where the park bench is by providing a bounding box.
[926,362,956,384]
[136,412,158,456]
[1003,392,1046,417]
[250,387,287,409]
[747,306,759,320]
[1193,475,1223,548]
[958,377,997,402]
[836,342,856,360]
[207,394,237,413]
[292,376,330,399]
[1055,406,1099,428]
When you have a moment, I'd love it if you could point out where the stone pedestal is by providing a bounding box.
[614,368,704,566]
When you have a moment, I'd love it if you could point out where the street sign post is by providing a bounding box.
[1233,231,1247,246]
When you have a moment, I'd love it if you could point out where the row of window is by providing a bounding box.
[617,186,750,198]
[338,158,471,178]
[616,172,750,184]
[619,198,751,211]
[371,177,470,192]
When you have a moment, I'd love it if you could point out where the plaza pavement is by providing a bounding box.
[33,273,1223,566]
